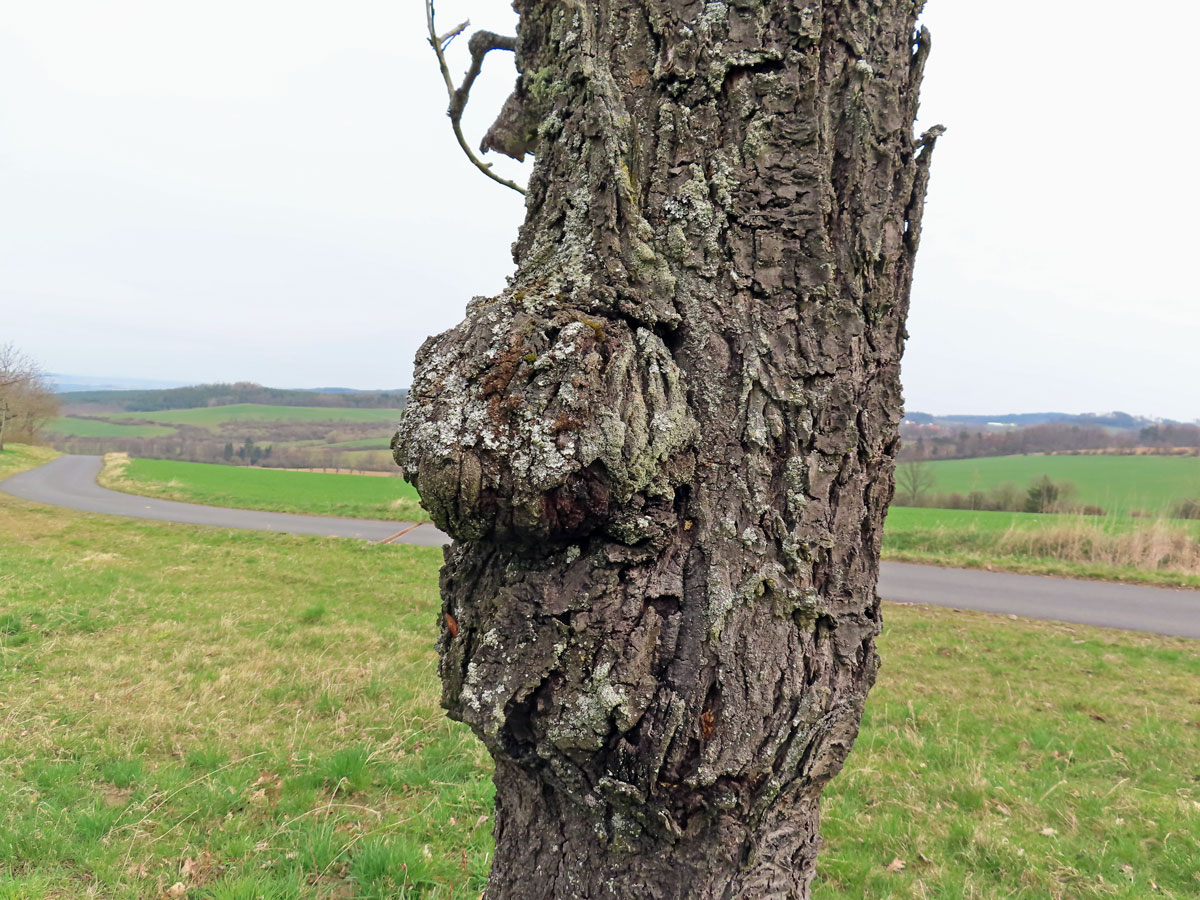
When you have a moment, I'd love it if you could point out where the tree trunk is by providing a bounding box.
[395,1,939,896]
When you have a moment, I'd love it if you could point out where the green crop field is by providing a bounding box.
[915,454,1200,516]
[0,444,1196,899]
[102,457,427,523]
[44,417,177,438]
[108,404,404,427]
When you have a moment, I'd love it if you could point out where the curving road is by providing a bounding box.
[0,455,447,546]
[3,456,1197,638]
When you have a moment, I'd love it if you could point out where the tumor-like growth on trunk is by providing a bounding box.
[396,294,696,544]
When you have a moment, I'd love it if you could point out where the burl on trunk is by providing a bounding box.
[395,1,939,896]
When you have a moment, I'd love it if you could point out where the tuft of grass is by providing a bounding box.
[99,758,144,789]
[298,603,327,624]
[0,444,1196,898]
[319,746,373,795]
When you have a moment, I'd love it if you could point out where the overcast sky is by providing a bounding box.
[2,1,1197,419]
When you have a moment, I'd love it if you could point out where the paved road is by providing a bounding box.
[3,456,1197,638]
[0,455,447,546]
[878,562,1198,639]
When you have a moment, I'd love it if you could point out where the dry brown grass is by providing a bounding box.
[997,518,1200,575]
[97,450,132,485]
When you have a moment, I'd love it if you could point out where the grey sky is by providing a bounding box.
[1,1,1197,419]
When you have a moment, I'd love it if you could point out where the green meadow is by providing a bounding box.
[100,453,1200,587]
[0,446,1197,899]
[916,454,1200,516]
[886,506,1200,538]
[101,457,426,523]
[107,404,403,426]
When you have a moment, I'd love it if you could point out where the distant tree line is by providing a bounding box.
[48,418,391,452]
[1138,424,1200,447]
[59,382,408,413]
[899,421,1200,462]
[51,436,397,472]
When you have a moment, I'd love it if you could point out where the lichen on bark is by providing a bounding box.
[395,1,940,896]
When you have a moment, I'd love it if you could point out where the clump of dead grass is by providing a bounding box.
[98,451,132,487]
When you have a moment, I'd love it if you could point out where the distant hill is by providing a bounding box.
[903,411,1188,430]
[48,373,193,393]
[60,382,408,413]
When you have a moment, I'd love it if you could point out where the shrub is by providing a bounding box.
[1171,498,1200,520]
[1025,476,1077,514]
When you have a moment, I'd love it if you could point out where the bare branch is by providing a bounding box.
[438,20,469,49]
[452,31,518,119]
[425,0,526,196]
[0,342,39,390]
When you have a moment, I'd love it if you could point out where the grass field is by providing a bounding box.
[101,456,427,523]
[324,439,391,450]
[44,417,177,439]
[918,454,1200,516]
[0,443,59,478]
[0,444,1196,899]
[883,507,1200,588]
[97,454,1200,587]
[107,404,403,426]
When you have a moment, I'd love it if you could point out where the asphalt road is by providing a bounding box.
[3,456,1197,639]
[0,455,447,546]
[878,562,1198,639]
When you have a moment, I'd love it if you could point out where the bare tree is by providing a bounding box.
[895,460,937,506]
[0,343,58,452]
[396,2,940,896]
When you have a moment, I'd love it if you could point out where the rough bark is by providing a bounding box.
[395,1,939,896]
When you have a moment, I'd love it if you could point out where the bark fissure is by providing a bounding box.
[396,1,939,896]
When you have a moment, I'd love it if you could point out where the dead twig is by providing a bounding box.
[425,0,526,195]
